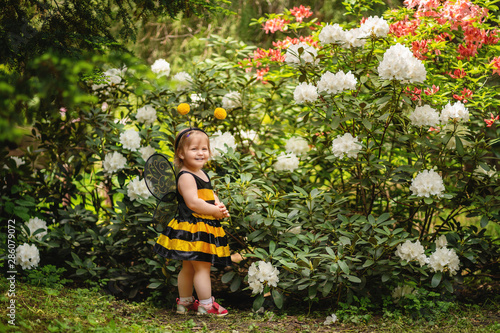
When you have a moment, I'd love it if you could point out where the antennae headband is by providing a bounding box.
[174,127,207,151]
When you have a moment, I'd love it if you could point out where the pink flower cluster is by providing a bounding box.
[263,18,289,34]
[290,5,313,23]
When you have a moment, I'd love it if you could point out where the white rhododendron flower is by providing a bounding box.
[16,243,40,270]
[190,93,205,107]
[409,105,440,127]
[440,101,469,123]
[91,68,126,90]
[395,240,428,266]
[293,82,318,104]
[120,129,141,151]
[285,42,318,65]
[136,105,157,126]
[140,145,156,161]
[274,152,300,172]
[317,70,357,95]
[331,133,361,159]
[319,23,345,44]
[474,164,497,178]
[240,130,258,144]
[26,217,47,240]
[222,91,242,110]
[392,285,415,301]
[435,235,448,249]
[210,131,237,157]
[173,72,192,91]
[285,137,310,155]
[103,152,127,175]
[323,313,338,325]
[342,28,367,48]
[360,16,390,38]
[428,247,460,275]
[247,261,280,294]
[127,176,151,201]
[151,59,170,77]
[378,43,427,83]
[409,169,445,198]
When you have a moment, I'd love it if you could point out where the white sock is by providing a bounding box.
[199,297,213,306]
[179,296,194,304]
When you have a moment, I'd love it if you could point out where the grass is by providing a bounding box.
[1,282,499,332]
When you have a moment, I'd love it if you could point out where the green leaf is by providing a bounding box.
[431,272,442,288]
[338,260,350,275]
[480,216,489,228]
[272,289,284,309]
[147,282,162,289]
[230,276,241,292]
[362,118,372,130]
[253,294,265,312]
[221,271,235,284]
[269,240,276,254]
[346,275,361,283]
[455,136,464,155]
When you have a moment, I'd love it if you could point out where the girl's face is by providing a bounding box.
[179,132,210,171]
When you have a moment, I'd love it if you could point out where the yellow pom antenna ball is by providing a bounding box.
[214,107,227,120]
[177,103,190,115]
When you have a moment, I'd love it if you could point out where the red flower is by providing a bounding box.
[484,113,499,127]
[448,69,467,79]
[424,85,440,95]
[256,67,270,84]
[490,57,500,76]
[290,5,313,23]
[263,18,289,34]
[453,88,473,103]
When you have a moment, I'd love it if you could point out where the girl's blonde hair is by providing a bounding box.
[173,129,211,169]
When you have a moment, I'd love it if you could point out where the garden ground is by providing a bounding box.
[1,282,498,332]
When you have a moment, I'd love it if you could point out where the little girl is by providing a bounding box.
[154,127,231,316]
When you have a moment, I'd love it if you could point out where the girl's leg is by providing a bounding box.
[191,260,212,300]
[178,260,195,298]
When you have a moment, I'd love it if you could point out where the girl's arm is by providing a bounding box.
[178,173,225,219]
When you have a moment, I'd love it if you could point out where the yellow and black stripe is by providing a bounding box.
[154,170,231,267]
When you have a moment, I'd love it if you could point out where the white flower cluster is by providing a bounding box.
[428,235,460,275]
[473,164,497,179]
[190,93,206,107]
[392,285,416,301]
[395,239,429,266]
[439,101,469,123]
[323,313,338,325]
[140,145,156,161]
[16,243,40,270]
[318,24,345,44]
[319,17,388,48]
[240,130,259,144]
[173,71,192,91]
[274,152,300,172]
[293,82,318,104]
[285,42,318,65]
[331,133,361,159]
[136,105,157,126]
[378,43,427,83]
[285,137,310,155]
[317,70,357,95]
[91,68,126,91]
[120,129,141,151]
[409,169,445,198]
[103,151,127,175]
[210,131,237,157]
[247,261,280,294]
[26,217,47,240]
[222,91,242,110]
[408,105,440,127]
[151,59,170,77]
[396,236,461,275]
[360,16,390,38]
[127,176,151,201]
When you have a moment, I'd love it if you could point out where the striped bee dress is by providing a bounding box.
[154,170,231,267]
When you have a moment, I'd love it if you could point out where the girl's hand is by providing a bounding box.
[216,202,230,218]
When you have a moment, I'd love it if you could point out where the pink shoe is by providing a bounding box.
[197,297,228,317]
[176,298,199,314]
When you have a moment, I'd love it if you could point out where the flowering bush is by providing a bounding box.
[1,0,498,311]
